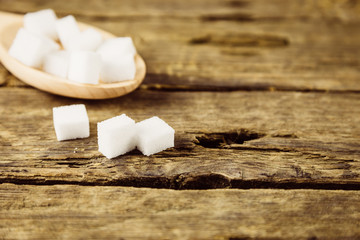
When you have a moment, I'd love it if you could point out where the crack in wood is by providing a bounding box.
[53,161,90,168]
[172,172,231,189]
[201,12,254,22]
[200,12,315,23]
[141,83,272,92]
[143,74,360,93]
[3,73,360,93]
[5,80,352,93]
[2,176,360,190]
[141,82,360,93]
[271,133,298,138]
[230,179,360,190]
[193,129,266,148]
[228,236,319,240]
[200,12,313,23]
[227,145,293,152]
[188,33,289,47]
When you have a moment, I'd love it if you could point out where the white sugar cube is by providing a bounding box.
[68,51,101,84]
[67,28,103,51]
[43,50,70,78]
[97,37,136,59]
[97,114,136,159]
[136,116,175,156]
[53,104,89,141]
[56,15,80,50]
[9,28,60,68]
[24,9,58,40]
[100,53,135,83]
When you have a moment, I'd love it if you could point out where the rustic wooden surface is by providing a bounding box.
[1,183,360,239]
[0,88,359,190]
[2,0,360,91]
[0,0,359,239]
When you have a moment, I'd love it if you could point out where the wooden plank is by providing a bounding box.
[1,0,359,21]
[0,183,359,239]
[0,88,359,188]
[0,1,360,91]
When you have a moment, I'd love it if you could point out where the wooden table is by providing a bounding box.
[1,0,359,239]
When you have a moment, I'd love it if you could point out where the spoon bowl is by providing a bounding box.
[0,11,146,99]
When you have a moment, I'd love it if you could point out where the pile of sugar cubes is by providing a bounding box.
[53,104,175,158]
[9,9,136,84]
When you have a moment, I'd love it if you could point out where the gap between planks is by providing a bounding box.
[2,79,360,93]
[2,177,360,191]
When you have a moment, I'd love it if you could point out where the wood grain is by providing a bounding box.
[0,88,358,188]
[0,0,359,238]
[1,183,359,240]
[0,0,360,91]
[1,0,359,21]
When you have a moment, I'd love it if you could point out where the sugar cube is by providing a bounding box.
[53,104,89,141]
[56,15,81,50]
[97,37,136,59]
[100,53,135,83]
[67,28,103,51]
[24,9,58,40]
[43,50,70,78]
[97,114,136,159]
[9,28,60,68]
[136,116,175,156]
[68,51,101,84]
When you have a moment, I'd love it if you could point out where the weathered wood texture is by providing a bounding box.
[0,88,359,188]
[0,0,360,91]
[1,183,359,240]
[0,1,359,238]
[2,0,360,20]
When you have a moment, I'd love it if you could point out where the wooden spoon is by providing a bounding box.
[0,11,146,99]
